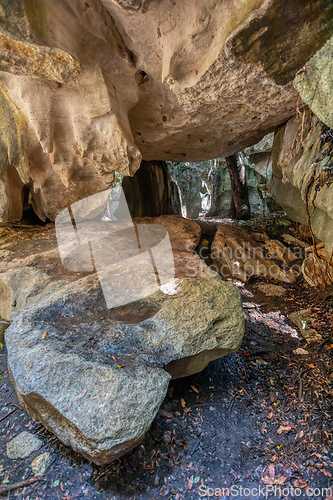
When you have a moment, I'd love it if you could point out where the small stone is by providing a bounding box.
[293,348,309,355]
[288,309,321,342]
[255,358,269,366]
[31,452,52,476]
[7,431,42,459]
[257,284,286,297]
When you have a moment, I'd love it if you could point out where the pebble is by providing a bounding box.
[31,452,52,476]
[6,431,42,459]
[293,348,309,355]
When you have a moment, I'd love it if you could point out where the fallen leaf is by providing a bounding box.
[275,476,286,485]
[180,398,186,409]
[261,475,274,485]
[190,385,199,393]
[42,331,48,340]
[78,390,86,399]
[268,464,275,478]
[277,423,295,435]
[117,364,124,369]
[293,479,307,489]
[64,401,72,411]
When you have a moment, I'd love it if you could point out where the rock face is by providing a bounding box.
[294,36,333,129]
[0,0,332,221]
[243,134,274,188]
[2,216,244,464]
[269,112,333,255]
[122,160,181,217]
[212,225,300,283]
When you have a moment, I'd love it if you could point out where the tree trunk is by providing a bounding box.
[226,153,251,220]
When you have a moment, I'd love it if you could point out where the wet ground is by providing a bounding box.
[0,217,332,499]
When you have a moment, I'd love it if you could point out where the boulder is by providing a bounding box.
[211,225,299,283]
[6,273,244,464]
[2,214,244,464]
[0,267,50,321]
[257,284,286,297]
[0,0,332,221]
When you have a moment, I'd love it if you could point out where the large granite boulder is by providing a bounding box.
[1,214,245,464]
[269,112,333,255]
[5,273,244,465]
[0,0,332,221]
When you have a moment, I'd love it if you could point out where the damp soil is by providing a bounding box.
[0,218,332,500]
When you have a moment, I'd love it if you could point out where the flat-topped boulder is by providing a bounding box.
[1,214,244,464]
[6,272,244,464]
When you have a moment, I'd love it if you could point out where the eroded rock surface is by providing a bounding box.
[269,112,333,255]
[0,0,332,221]
[302,247,333,288]
[6,431,42,460]
[211,225,300,283]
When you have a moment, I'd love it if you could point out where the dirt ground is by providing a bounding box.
[0,217,332,500]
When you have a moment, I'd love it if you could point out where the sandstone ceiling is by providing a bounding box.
[0,0,332,220]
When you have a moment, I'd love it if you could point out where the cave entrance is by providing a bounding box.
[117,133,277,224]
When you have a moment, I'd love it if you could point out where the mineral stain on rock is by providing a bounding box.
[228,0,333,85]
